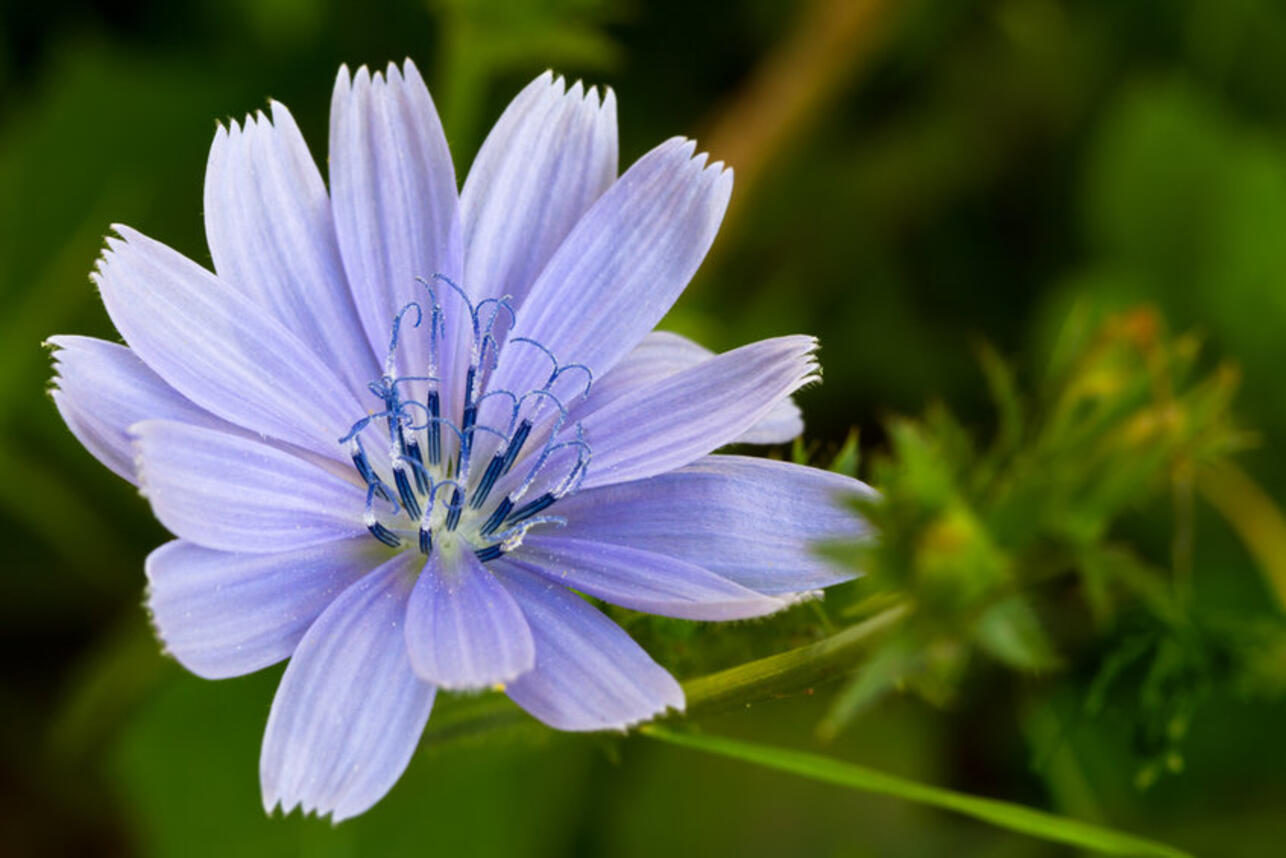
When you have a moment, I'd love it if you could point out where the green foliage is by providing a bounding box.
[821,307,1285,796]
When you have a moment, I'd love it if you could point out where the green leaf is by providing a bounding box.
[828,428,861,477]
[818,639,913,739]
[642,726,1192,858]
[974,596,1062,672]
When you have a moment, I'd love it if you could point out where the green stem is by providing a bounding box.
[422,602,911,748]
[681,601,909,716]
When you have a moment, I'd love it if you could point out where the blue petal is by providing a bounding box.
[552,455,875,595]
[146,538,383,679]
[404,546,535,689]
[261,551,435,822]
[92,226,364,460]
[484,137,733,405]
[48,336,232,484]
[461,72,616,310]
[204,102,380,398]
[514,535,787,620]
[578,335,818,488]
[572,330,804,445]
[329,61,472,425]
[734,400,805,445]
[493,561,684,731]
[133,420,365,553]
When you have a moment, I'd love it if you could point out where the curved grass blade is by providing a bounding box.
[641,726,1191,858]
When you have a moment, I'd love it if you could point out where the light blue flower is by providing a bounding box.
[48,61,874,821]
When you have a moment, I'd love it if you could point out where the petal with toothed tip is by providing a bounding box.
[551,454,875,595]
[574,335,818,489]
[92,226,365,460]
[204,101,379,399]
[572,330,805,447]
[261,551,434,822]
[461,71,617,312]
[329,61,473,429]
[478,137,733,439]
[48,336,234,485]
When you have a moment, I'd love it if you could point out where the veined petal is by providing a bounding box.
[553,455,875,595]
[493,561,684,731]
[573,330,804,445]
[146,538,382,679]
[579,335,818,488]
[261,551,434,822]
[516,535,787,620]
[93,227,364,460]
[133,420,364,553]
[404,546,535,689]
[734,398,804,445]
[47,336,232,484]
[484,137,733,404]
[329,61,472,424]
[204,102,379,398]
[461,72,617,310]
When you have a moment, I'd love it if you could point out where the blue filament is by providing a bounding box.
[404,437,429,493]
[479,497,513,537]
[393,465,421,520]
[507,492,556,525]
[426,390,442,465]
[444,485,465,531]
[500,419,532,475]
[470,455,506,509]
[368,521,402,548]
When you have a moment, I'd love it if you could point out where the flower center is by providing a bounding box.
[341,276,592,563]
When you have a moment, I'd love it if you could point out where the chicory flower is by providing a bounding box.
[49,61,873,821]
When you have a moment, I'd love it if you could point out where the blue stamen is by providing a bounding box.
[490,515,567,546]
[393,466,421,519]
[551,362,594,400]
[444,486,465,531]
[510,337,560,387]
[480,496,513,536]
[385,302,423,369]
[475,296,516,334]
[507,492,556,525]
[516,388,569,425]
[339,409,391,444]
[464,365,477,406]
[404,438,429,493]
[429,274,480,344]
[350,285,593,557]
[367,521,402,548]
[459,401,477,465]
[426,390,442,465]
[500,419,532,475]
[349,439,377,483]
[470,454,506,509]
[349,440,394,503]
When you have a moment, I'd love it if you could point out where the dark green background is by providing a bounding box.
[2,1,1285,855]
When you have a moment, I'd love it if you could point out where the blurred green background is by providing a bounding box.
[3,0,1286,855]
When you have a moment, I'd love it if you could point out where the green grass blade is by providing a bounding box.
[642,726,1191,858]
